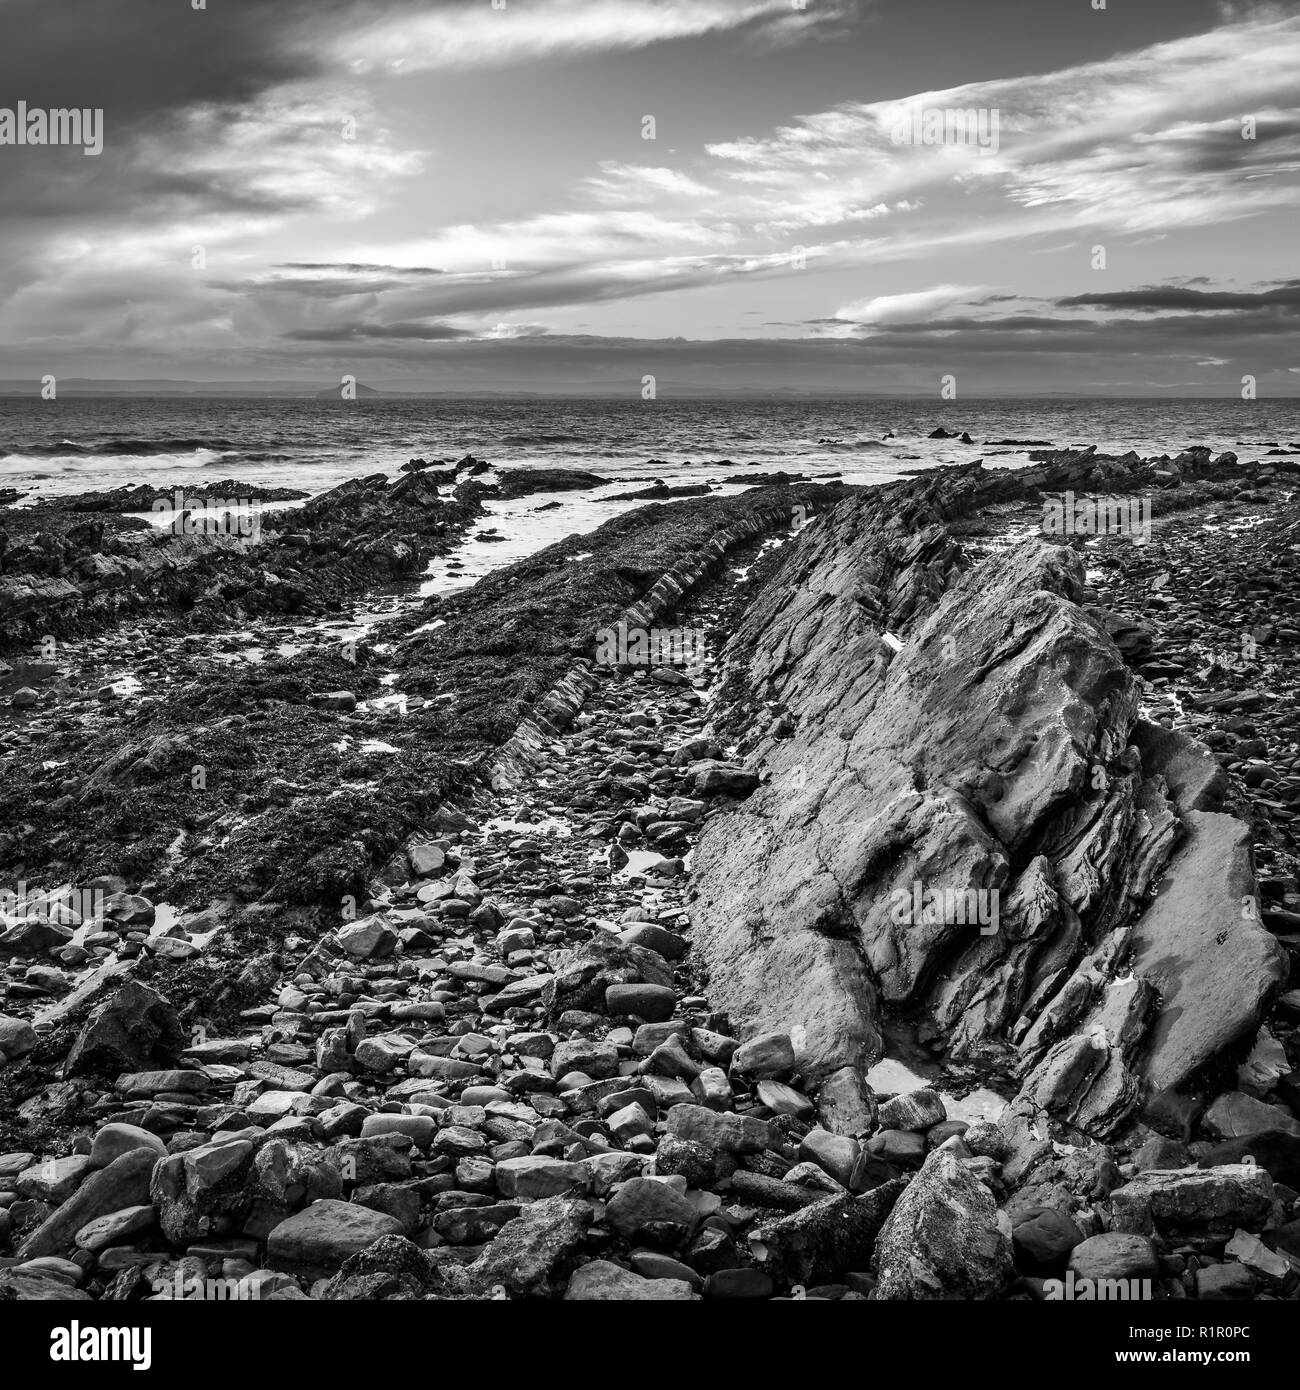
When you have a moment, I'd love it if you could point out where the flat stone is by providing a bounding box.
[360,1115,435,1147]
[74,1204,155,1253]
[564,1259,694,1300]
[664,1103,771,1154]
[1067,1232,1158,1282]
[408,843,446,877]
[756,1079,814,1119]
[266,1200,405,1278]
[1203,1091,1300,1141]
[115,1069,209,1096]
[495,1156,587,1199]
[550,1039,620,1081]
[16,1156,92,1204]
[1195,1263,1257,1300]
[876,1088,946,1132]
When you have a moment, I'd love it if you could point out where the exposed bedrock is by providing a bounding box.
[691,484,1287,1139]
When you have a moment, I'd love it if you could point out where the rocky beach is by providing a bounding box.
[1,438,1298,1308]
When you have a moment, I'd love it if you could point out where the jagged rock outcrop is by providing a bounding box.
[691,474,1287,1139]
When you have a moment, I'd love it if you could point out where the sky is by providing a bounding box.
[0,0,1297,394]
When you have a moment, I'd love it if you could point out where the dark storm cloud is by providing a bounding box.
[285,321,474,341]
[0,0,324,127]
[784,284,1300,372]
[0,0,439,230]
[1059,282,1300,313]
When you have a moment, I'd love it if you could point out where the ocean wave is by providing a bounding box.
[205,451,294,465]
[499,432,588,446]
[22,436,238,457]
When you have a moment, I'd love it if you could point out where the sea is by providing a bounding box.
[3,395,1297,593]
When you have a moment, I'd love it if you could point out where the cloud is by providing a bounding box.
[285,321,473,341]
[834,284,988,327]
[314,0,848,74]
[586,163,717,204]
[1059,281,1300,313]
[2,1,1298,383]
[704,11,1300,240]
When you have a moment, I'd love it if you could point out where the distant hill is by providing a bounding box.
[314,381,384,400]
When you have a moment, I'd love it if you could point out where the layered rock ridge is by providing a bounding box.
[691,479,1287,1138]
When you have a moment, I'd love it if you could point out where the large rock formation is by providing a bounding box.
[692,476,1287,1139]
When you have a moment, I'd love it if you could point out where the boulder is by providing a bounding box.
[0,1014,38,1063]
[872,1144,1013,1299]
[544,935,673,1020]
[63,981,186,1077]
[336,915,398,960]
[664,1103,771,1154]
[495,1156,587,1200]
[266,1200,405,1278]
[150,1137,258,1244]
[469,1196,591,1298]
[89,1123,167,1169]
[316,1234,452,1300]
[749,1180,908,1287]
[605,1178,699,1243]
[1109,1165,1274,1240]
[816,1067,878,1137]
[731,1033,795,1079]
[564,1259,694,1301]
[1012,1206,1083,1272]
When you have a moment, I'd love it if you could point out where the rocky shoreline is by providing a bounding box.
[3,445,1300,1303]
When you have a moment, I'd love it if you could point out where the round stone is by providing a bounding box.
[1012,1206,1083,1272]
